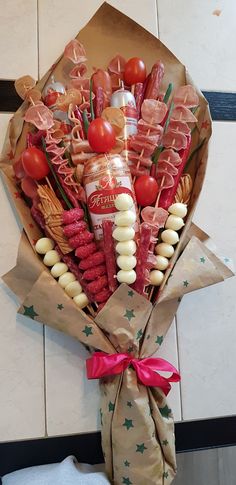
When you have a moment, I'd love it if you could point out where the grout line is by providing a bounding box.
[43,325,48,437]
[155,0,160,38]
[175,311,184,422]
[36,0,40,80]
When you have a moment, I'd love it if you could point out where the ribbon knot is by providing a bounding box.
[86,352,180,396]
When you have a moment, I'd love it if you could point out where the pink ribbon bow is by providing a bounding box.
[86,352,180,396]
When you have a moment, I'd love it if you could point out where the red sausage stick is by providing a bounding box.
[102,220,118,293]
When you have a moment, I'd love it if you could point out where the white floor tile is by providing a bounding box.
[0,0,38,79]
[0,177,45,441]
[155,320,182,422]
[38,0,158,76]
[45,327,100,436]
[177,122,236,420]
[158,0,236,91]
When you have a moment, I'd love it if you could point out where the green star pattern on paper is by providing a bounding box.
[136,329,143,341]
[136,443,147,454]
[123,418,134,430]
[127,401,132,408]
[82,325,93,337]
[159,405,172,419]
[146,334,150,340]
[162,439,169,446]
[23,305,38,320]
[122,478,132,485]
[183,280,189,287]
[200,257,206,263]
[155,335,164,345]
[124,460,130,467]
[127,346,134,353]
[108,401,115,412]
[124,309,135,322]
[224,257,230,263]
[128,290,134,297]
[163,471,169,479]
[57,303,64,310]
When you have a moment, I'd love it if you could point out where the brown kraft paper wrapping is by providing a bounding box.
[0,3,234,484]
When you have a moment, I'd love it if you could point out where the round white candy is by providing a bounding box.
[35,237,54,254]
[58,272,76,288]
[43,250,60,267]
[113,226,135,242]
[115,193,133,211]
[155,243,174,258]
[73,292,89,309]
[117,269,136,284]
[161,229,179,245]
[65,281,82,298]
[116,240,137,256]
[51,262,68,278]
[154,255,169,271]
[168,203,187,218]
[117,255,137,271]
[115,210,136,227]
[165,214,184,231]
[150,270,164,286]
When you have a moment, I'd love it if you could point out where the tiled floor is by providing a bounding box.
[0,0,235,442]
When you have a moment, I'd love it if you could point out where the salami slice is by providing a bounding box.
[62,208,84,225]
[108,55,126,74]
[64,39,87,64]
[128,152,152,167]
[159,149,182,166]
[141,207,168,227]
[162,130,188,151]
[70,78,90,91]
[24,103,54,130]
[63,220,87,238]
[167,120,191,135]
[173,85,199,108]
[69,64,87,79]
[141,99,168,124]
[171,105,197,123]
[156,172,175,190]
[157,160,178,176]
[137,119,163,137]
[133,223,152,296]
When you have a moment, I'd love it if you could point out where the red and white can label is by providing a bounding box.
[85,175,136,241]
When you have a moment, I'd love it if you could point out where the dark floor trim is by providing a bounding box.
[0,80,235,121]
[0,416,236,476]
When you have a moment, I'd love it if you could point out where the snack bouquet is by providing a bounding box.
[0,4,233,485]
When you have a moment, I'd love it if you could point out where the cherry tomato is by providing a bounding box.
[13,158,25,179]
[134,175,158,206]
[88,118,116,153]
[21,176,38,199]
[124,57,147,86]
[21,147,50,180]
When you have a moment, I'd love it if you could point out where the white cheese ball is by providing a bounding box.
[117,269,136,284]
[65,281,82,298]
[58,272,76,288]
[168,203,187,218]
[155,243,174,258]
[150,270,164,286]
[115,210,136,227]
[43,250,60,266]
[113,226,135,242]
[117,255,137,271]
[154,255,169,271]
[161,229,179,245]
[73,292,89,309]
[116,240,137,256]
[51,262,68,278]
[115,193,134,211]
[165,214,184,231]
[35,237,54,254]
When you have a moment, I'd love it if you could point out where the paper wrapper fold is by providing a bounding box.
[0,3,234,484]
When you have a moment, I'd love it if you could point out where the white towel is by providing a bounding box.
[2,456,110,485]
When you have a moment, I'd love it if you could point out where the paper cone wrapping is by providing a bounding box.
[0,3,233,484]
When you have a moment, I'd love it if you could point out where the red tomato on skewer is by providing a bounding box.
[21,147,50,180]
[124,57,146,85]
[134,175,158,206]
[88,118,116,153]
